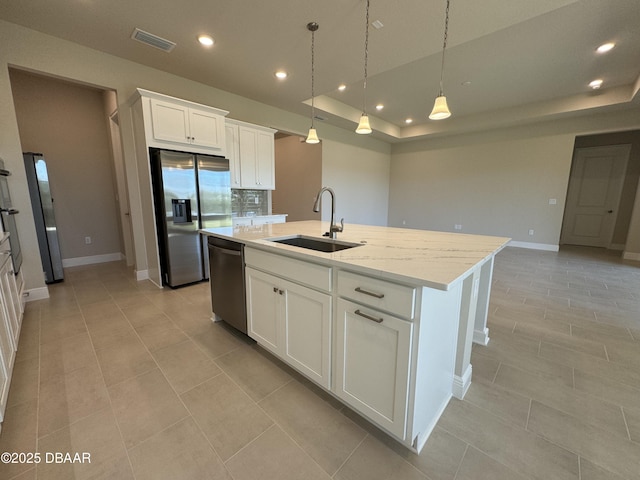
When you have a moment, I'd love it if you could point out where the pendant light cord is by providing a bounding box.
[362,0,370,114]
[311,27,315,128]
[438,0,450,96]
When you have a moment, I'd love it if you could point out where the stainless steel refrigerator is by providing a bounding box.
[150,148,231,287]
[23,152,64,283]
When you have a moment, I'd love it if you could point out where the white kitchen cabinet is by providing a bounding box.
[245,252,332,388]
[225,123,242,187]
[335,298,413,439]
[226,119,276,190]
[135,89,229,157]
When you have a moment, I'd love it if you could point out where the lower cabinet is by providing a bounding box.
[334,298,413,440]
[0,248,20,424]
[246,267,331,388]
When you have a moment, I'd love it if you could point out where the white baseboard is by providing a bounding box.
[24,286,49,302]
[452,365,472,400]
[135,269,149,281]
[473,327,490,346]
[62,252,124,268]
[623,251,640,261]
[508,241,559,252]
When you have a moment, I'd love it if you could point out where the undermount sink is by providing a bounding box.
[267,235,361,253]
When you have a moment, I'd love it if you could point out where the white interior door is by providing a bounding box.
[561,145,631,247]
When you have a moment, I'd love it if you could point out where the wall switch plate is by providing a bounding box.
[454,224,462,230]
[549,198,557,205]
[528,229,534,236]
[85,236,92,244]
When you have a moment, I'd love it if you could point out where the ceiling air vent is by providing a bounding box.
[131,28,176,52]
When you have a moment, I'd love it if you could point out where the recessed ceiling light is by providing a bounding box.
[197,35,214,47]
[405,118,413,124]
[589,79,603,89]
[338,84,346,91]
[375,104,384,110]
[372,20,384,29]
[275,71,288,80]
[596,42,615,53]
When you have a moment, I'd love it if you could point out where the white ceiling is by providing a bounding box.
[1,0,639,142]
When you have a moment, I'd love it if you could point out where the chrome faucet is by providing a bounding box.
[313,186,344,239]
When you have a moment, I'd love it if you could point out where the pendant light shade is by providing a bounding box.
[306,127,320,144]
[430,0,452,120]
[429,95,451,120]
[356,114,372,134]
[306,22,320,144]
[356,0,373,135]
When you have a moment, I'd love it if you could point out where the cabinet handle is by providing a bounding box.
[279,289,284,295]
[273,287,278,293]
[354,309,383,324]
[355,287,385,299]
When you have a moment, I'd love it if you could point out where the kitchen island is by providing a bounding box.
[201,221,509,452]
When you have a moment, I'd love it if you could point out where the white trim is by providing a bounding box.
[473,327,490,346]
[135,269,149,281]
[508,241,559,252]
[452,364,472,400]
[623,251,640,261]
[62,252,124,268]
[24,287,49,302]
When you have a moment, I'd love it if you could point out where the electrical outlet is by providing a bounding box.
[454,224,462,230]
[528,229,534,236]
[85,236,92,245]
[402,220,406,225]
[549,198,557,205]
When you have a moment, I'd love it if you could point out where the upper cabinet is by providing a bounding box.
[226,119,276,190]
[136,89,228,155]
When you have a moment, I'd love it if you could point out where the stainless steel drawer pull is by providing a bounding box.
[354,309,383,323]
[355,287,385,299]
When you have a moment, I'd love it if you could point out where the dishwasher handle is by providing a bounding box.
[211,244,243,257]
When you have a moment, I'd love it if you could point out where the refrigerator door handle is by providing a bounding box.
[0,208,19,215]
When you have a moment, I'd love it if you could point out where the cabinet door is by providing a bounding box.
[0,262,19,348]
[255,130,275,189]
[246,268,280,355]
[150,99,190,145]
[282,281,331,388]
[334,298,413,439]
[238,126,259,188]
[188,108,225,151]
[225,123,242,187]
[0,301,11,423]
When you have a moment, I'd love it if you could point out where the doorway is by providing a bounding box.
[561,144,632,248]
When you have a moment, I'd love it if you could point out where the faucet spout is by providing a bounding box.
[313,187,343,239]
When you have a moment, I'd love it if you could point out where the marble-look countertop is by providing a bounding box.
[201,221,510,291]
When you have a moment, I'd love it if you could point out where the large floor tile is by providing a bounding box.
[39,312,87,345]
[226,426,331,480]
[215,345,292,401]
[39,331,95,378]
[0,400,38,480]
[152,339,222,394]
[108,368,188,448]
[455,445,528,480]
[95,335,156,386]
[188,322,247,360]
[6,357,39,408]
[85,314,134,351]
[180,373,273,461]
[38,362,110,437]
[134,315,188,352]
[259,380,366,476]
[462,378,530,428]
[37,408,133,480]
[527,400,640,479]
[334,434,427,480]
[128,417,230,480]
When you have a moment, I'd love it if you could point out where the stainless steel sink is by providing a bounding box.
[266,235,361,253]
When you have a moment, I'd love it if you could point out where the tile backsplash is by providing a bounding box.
[231,189,269,217]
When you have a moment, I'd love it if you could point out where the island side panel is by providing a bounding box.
[473,257,495,346]
[453,268,480,399]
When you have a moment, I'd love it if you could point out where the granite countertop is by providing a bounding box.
[201,221,510,290]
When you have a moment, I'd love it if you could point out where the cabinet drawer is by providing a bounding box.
[337,270,416,320]
[245,247,332,292]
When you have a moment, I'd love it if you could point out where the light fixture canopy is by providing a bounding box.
[429,0,452,121]
[306,22,320,144]
[596,42,615,53]
[589,79,603,89]
[356,0,373,135]
[275,70,288,79]
[197,34,214,46]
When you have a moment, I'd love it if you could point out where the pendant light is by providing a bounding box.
[306,22,320,143]
[429,0,452,120]
[356,0,372,134]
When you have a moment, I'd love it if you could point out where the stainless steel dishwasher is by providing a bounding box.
[208,236,247,334]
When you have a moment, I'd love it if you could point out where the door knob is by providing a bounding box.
[608,210,613,213]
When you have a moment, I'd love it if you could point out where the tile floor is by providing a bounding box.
[0,245,639,479]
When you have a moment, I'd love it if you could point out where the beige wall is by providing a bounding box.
[273,135,322,222]
[0,20,392,292]
[9,69,122,264]
[389,110,640,254]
